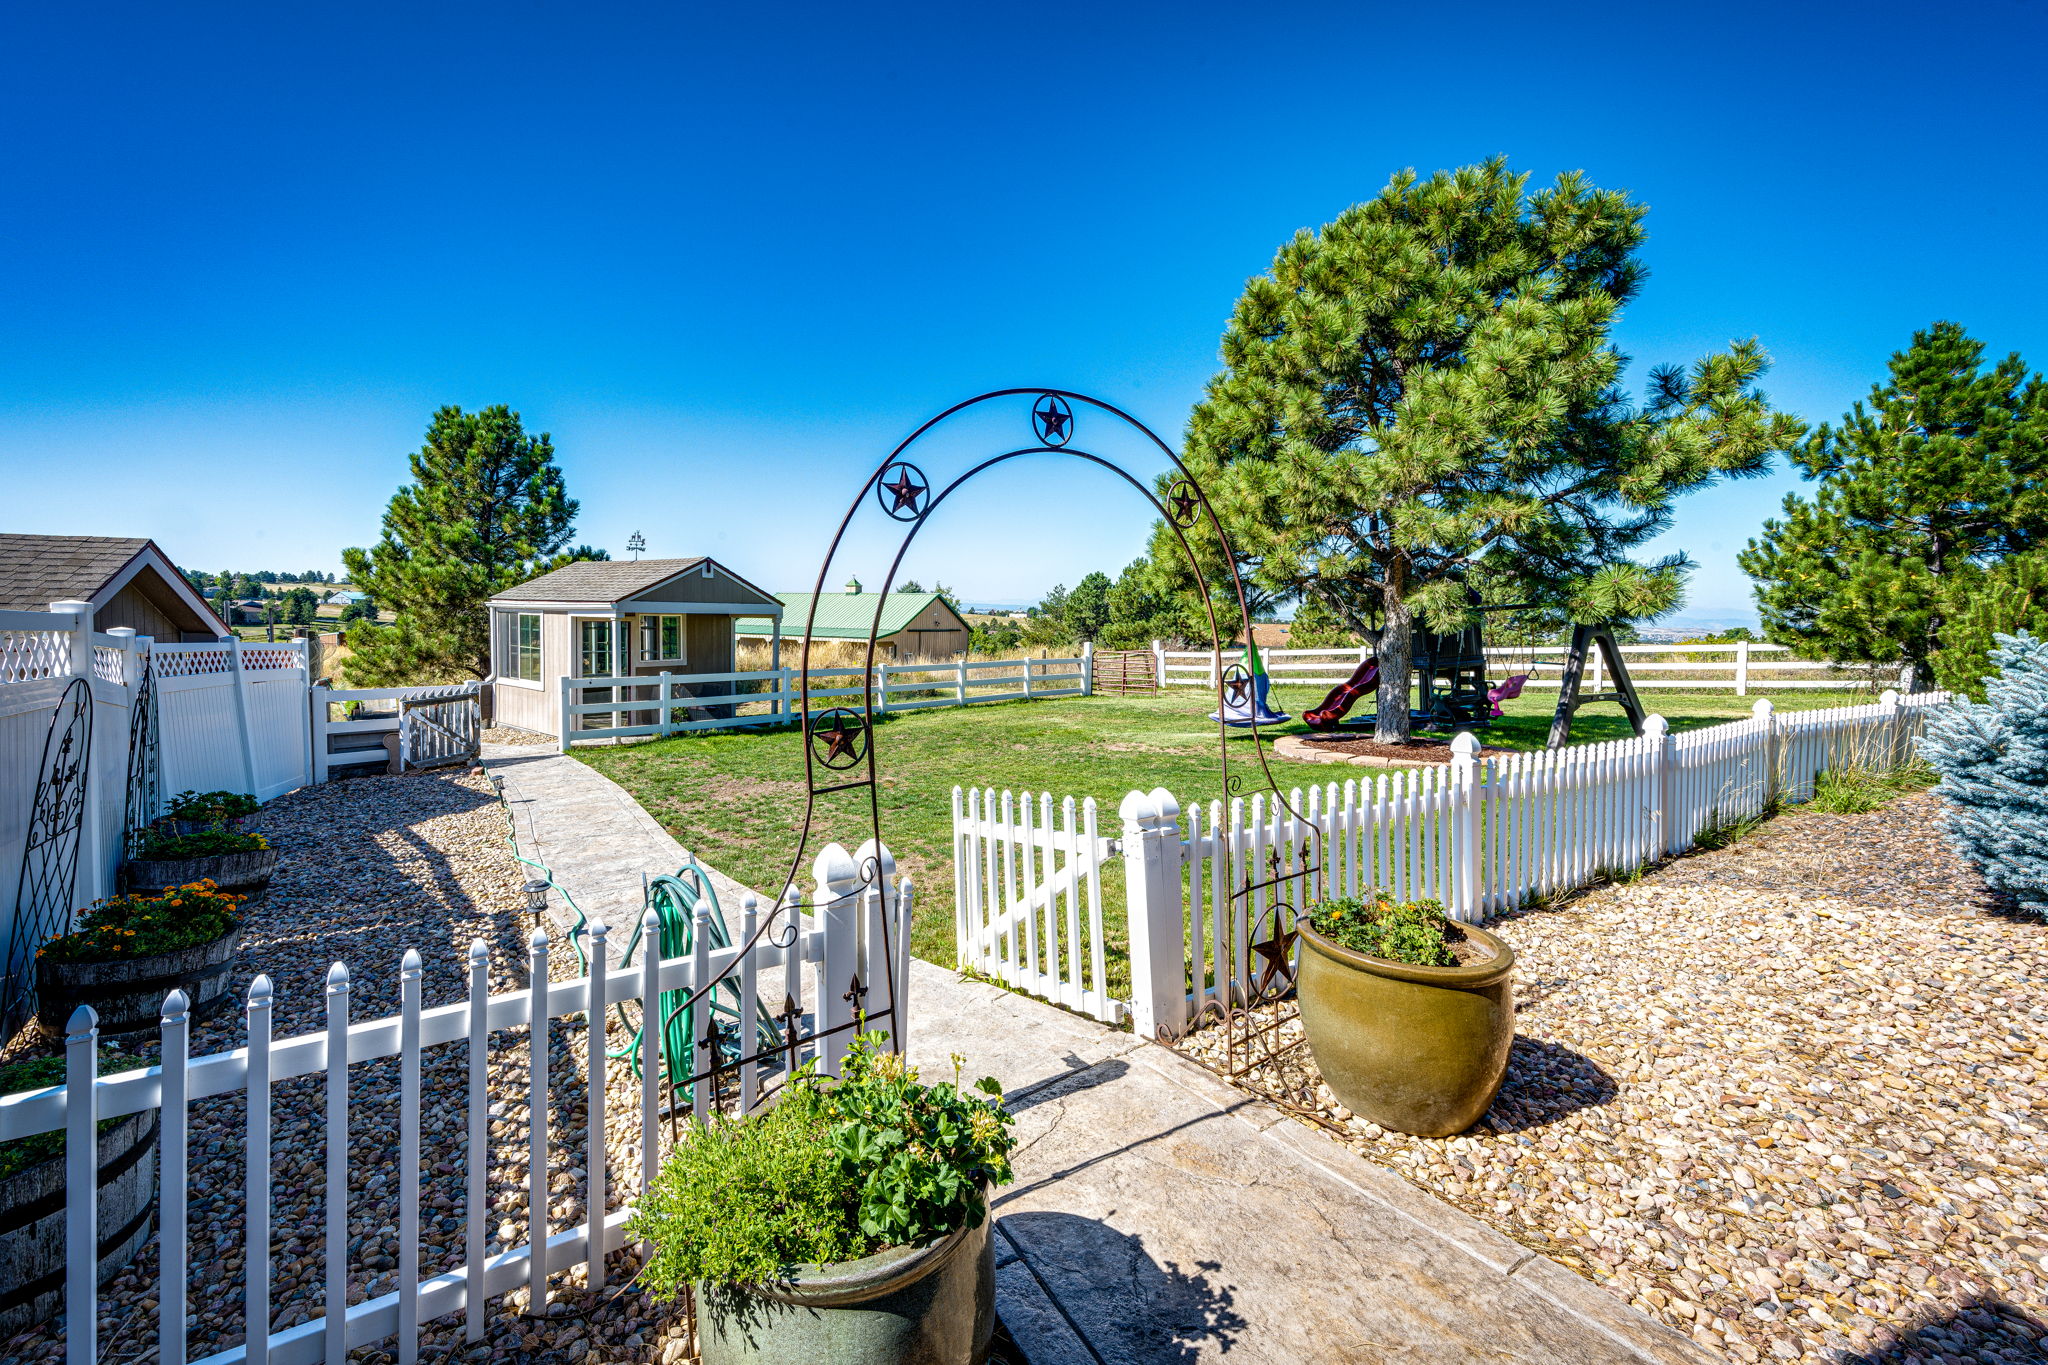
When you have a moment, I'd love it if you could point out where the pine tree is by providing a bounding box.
[1741,322,2048,680]
[342,405,587,683]
[1929,552,2048,696]
[1917,631,2048,913]
[1065,572,1113,643]
[1175,160,1800,741]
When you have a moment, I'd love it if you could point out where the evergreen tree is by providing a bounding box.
[282,587,318,626]
[1929,552,2048,697]
[1742,322,2048,681]
[342,405,587,683]
[1065,572,1113,643]
[1917,631,2048,912]
[1173,160,1800,741]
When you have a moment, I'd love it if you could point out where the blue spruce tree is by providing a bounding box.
[1916,631,2048,911]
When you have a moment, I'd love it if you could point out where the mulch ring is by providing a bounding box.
[1279,731,1503,764]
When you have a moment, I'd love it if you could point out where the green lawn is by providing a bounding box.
[574,683,1877,983]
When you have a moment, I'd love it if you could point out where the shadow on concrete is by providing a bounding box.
[1001,1211,1248,1362]
[1005,1058,1130,1114]
[1479,1036,1617,1134]
[1834,1295,2046,1362]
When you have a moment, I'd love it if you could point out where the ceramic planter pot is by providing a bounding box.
[1296,919,1516,1138]
[36,926,241,1042]
[0,1108,158,1335]
[697,1210,995,1365]
[124,848,278,893]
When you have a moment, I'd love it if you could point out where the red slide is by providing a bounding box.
[1304,657,1379,730]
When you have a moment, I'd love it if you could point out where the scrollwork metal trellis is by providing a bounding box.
[2,677,95,1039]
[123,648,161,855]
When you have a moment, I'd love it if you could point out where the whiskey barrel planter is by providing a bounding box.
[124,847,278,894]
[0,1109,158,1336]
[1297,919,1517,1138]
[36,927,241,1042]
[697,1211,995,1365]
[153,815,249,838]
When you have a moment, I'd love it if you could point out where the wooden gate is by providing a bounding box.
[399,686,481,772]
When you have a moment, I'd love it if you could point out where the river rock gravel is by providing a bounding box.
[2,769,697,1365]
[1178,792,2047,1362]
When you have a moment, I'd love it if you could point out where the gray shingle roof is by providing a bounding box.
[492,557,711,603]
[0,535,153,611]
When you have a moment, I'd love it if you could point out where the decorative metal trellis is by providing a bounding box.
[2,677,94,1038]
[123,648,161,855]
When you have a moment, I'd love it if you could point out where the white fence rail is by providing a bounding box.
[1,840,913,1365]
[976,691,1950,1038]
[1152,641,1911,695]
[560,648,1094,749]
[308,682,481,780]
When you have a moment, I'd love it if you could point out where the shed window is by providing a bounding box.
[516,614,540,682]
[638,614,685,662]
[580,619,614,678]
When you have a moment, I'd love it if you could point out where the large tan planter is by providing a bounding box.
[1296,919,1516,1138]
[697,1211,995,1365]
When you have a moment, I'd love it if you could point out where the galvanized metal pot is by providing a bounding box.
[697,1210,995,1365]
[1296,920,1516,1138]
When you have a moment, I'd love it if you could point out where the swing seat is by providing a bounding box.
[1487,672,1531,715]
[606,859,779,1089]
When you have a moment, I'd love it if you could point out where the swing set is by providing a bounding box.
[1301,604,1648,750]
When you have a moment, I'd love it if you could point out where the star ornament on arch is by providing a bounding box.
[1032,393,1073,446]
[808,708,869,770]
[875,461,929,521]
[1166,481,1200,528]
[1249,919,1299,997]
[1221,665,1252,708]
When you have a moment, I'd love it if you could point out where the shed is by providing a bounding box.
[485,557,782,736]
[736,580,971,662]
[0,535,228,640]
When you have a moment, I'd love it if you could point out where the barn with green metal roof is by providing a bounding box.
[736,577,970,661]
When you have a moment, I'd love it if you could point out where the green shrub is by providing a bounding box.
[163,789,261,822]
[627,1033,1014,1298]
[1306,896,1458,967]
[135,827,269,860]
[39,881,245,964]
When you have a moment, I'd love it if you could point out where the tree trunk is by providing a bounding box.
[1375,592,1413,744]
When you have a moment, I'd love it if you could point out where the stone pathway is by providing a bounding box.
[484,744,1708,1363]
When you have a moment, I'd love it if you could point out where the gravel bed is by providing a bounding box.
[482,726,555,748]
[1179,795,2048,1363]
[3,770,697,1365]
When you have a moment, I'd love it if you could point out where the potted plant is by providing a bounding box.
[34,881,246,1041]
[155,789,261,836]
[126,823,277,893]
[1295,896,1516,1138]
[628,1033,1015,1365]
[0,1050,158,1334]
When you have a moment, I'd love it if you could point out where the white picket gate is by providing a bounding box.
[0,841,913,1365]
[950,788,1122,1025]
[978,690,1955,1039]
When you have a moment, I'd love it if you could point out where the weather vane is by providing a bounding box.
[626,530,645,560]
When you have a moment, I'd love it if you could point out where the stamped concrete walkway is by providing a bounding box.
[484,745,1711,1364]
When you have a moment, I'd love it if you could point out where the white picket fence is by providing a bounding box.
[1152,641,1910,695]
[0,840,913,1365]
[956,691,1951,1038]
[560,648,1093,749]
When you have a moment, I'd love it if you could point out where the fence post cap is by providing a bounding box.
[65,1003,99,1039]
[49,598,91,614]
[1879,688,1900,707]
[642,908,662,935]
[854,838,897,883]
[326,961,350,989]
[401,947,423,975]
[1118,789,1154,825]
[1450,731,1481,756]
[1751,697,1775,718]
[469,937,491,965]
[106,626,136,638]
[1642,713,1670,738]
[589,918,610,942]
[248,974,273,1004]
[812,840,861,892]
[528,927,550,953]
[161,988,191,1020]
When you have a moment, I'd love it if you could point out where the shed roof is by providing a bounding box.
[0,534,227,636]
[490,556,782,610]
[737,592,966,640]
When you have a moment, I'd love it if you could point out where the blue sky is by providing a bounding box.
[4,2,2045,625]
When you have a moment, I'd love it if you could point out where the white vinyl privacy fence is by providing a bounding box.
[561,647,1093,748]
[0,840,913,1365]
[955,691,1951,1037]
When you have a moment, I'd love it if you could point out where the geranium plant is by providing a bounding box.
[627,1033,1014,1297]
[1306,895,1461,967]
[39,881,245,964]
